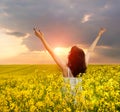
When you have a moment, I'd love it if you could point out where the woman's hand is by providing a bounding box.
[33,28,44,39]
[99,28,106,35]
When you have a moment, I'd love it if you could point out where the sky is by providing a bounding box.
[0,0,120,64]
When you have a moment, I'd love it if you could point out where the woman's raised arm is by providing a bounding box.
[85,28,106,65]
[33,28,68,77]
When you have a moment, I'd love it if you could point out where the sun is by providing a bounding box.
[54,47,70,56]
[54,47,63,55]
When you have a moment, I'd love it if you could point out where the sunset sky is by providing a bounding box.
[0,0,120,64]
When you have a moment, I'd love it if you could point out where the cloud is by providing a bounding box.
[1,45,119,64]
[0,0,120,64]
[86,45,120,64]
[81,14,92,23]
[0,28,29,60]
[97,45,112,50]
[0,50,56,64]
[6,31,28,37]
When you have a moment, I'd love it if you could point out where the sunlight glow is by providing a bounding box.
[54,47,70,56]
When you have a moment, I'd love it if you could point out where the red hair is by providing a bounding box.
[67,46,87,77]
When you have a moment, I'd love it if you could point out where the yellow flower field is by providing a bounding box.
[0,65,120,112]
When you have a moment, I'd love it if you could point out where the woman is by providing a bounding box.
[33,28,106,91]
[33,28,106,77]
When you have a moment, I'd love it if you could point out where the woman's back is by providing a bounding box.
[64,67,82,91]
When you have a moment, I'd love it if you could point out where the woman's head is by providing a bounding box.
[67,46,87,77]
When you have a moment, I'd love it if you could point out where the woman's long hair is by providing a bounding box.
[67,46,87,77]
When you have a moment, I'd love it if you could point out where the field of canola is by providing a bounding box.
[0,64,120,112]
